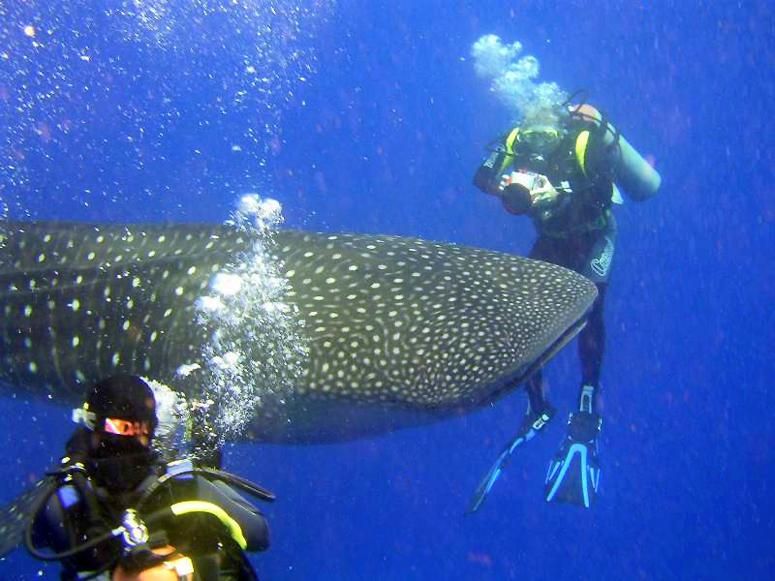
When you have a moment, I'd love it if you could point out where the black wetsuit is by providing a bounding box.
[32,432,270,580]
[475,116,618,411]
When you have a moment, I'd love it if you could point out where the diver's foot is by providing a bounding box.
[467,404,556,513]
[544,411,602,508]
[518,404,556,443]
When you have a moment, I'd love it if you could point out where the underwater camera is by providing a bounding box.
[500,170,543,215]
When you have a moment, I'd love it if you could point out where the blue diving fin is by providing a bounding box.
[545,411,602,508]
[467,407,554,513]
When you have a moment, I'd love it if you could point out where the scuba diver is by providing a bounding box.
[26,374,273,580]
[468,101,661,511]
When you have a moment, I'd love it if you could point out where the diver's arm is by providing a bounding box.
[30,489,71,552]
[31,484,118,574]
[473,134,516,196]
[574,104,661,200]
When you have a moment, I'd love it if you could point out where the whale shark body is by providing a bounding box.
[0,221,596,443]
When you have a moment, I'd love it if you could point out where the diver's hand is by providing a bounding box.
[529,175,560,208]
[498,172,513,191]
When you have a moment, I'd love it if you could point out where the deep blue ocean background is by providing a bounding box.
[1,0,772,579]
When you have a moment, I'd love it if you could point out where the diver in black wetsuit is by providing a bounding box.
[27,375,272,580]
[469,103,661,510]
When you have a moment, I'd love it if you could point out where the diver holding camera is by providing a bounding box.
[498,169,569,220]
[470,101,660,511]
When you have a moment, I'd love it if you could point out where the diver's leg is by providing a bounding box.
[468,372,555,512]
[526,371,548,414]
[544,304,604,507]
[575,217,616,411]
[577,283,607,412]
[545,227,614,508]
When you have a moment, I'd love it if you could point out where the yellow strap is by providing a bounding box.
[505,127,520,155]
[169,501,247,550]
[575,130,590,177]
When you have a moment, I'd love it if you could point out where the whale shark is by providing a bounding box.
[0,220,596,442]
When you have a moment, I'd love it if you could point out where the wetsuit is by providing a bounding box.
[474,114,618,412]
[32,431,270,580]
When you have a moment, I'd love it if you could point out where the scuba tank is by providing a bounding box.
[571,103,661,200]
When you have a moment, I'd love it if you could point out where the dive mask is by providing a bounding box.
[73,403,153,446]
[517,125,563,154]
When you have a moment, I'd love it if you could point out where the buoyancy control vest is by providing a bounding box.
[28,457,273,580]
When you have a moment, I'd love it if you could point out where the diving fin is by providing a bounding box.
[545,411,602,508]
[467,406,554,513]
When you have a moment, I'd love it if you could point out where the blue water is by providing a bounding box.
[1,0,772,579]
